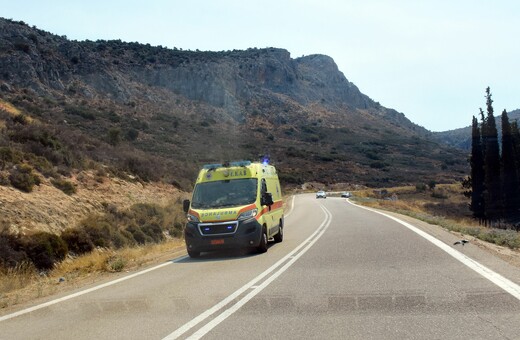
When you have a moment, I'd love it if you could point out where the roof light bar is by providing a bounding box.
[202,160,251,169]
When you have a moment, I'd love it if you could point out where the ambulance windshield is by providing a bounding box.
[191,178,258,209]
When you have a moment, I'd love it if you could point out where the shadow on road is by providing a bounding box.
[172,246,272,263]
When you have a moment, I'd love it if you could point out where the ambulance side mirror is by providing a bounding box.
[183,199,190,213]
[261,193,274,206]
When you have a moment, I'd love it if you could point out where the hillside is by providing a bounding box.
[0,170,185,235]
[0,17,468,198]
[434,109,520,151]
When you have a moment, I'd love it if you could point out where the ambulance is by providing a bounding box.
[182,160,284,258]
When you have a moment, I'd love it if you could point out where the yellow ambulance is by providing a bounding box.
[182,160,284,258]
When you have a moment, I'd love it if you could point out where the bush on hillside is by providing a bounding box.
[126,224,152,245]
[9,164,40,192]
[61,228,94,255]
[0,232,28,268]
[24,232,68,270]
[51,178,77,195]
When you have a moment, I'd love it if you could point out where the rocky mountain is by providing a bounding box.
[0,18,467,189]
[434,109,520,151]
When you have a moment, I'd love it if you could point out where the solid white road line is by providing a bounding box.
[0,261,176,322]
[348,200,520,301]
[0,196,297,324]
[163,204,332,340]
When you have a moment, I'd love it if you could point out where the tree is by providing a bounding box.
[511,121,520,171]
[468,116,486,220]
[502,113,520,217]
[482,87,501,220]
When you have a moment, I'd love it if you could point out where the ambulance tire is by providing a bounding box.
[257,226,268,253]
[273,221,283,243]
[187,249,200,258]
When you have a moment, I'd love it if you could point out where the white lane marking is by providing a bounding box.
[186,206,332,340]
[0,260,179,322]
[0,198,299,323]
[348,200,520,301]
[163,204,331,340]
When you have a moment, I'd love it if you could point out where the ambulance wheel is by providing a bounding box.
[257,227,268,253]
[273,222,283,243]
[187,249,200,258]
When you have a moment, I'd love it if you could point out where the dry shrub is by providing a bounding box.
[0,262,37,303]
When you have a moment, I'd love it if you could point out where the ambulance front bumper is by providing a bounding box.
[184,218,263,253]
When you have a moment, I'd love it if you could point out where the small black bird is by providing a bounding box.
[454,239,469,246]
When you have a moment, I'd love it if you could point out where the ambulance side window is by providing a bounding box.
[261,179,268,195]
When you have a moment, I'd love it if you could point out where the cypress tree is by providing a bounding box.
[501,110,519,217]
[482,87,501,220]
[510,120,520,214]
[469,116,486,220]
[511,120,520,170]
[501,110,520,218]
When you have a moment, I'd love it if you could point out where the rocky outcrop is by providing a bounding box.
[0,17,467,187]
[0,19,381,118]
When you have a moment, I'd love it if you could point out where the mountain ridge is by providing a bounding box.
[434,109,520,151]
[0,17,466,190]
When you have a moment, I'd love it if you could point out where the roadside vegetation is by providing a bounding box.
[0,238,185,309]
[462,88,520,226]
[0,200,187,309]
[353,183,520,250]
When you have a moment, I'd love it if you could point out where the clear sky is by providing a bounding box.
[1,0,519,131]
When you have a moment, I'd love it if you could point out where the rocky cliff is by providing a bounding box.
[0,18,466,188]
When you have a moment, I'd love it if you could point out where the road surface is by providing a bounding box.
[2,194,520,339]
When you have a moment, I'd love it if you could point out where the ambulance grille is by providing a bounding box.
[198,221,238,236]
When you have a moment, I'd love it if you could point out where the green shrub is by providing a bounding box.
[29,155,55,177]
[106,255,126,272]
[168,220,184,238]
[416,183,427,192]
[126,224,152,244]
[0,232,28,268]
[141,223,164,243]
[9,164,40,192]
[431,189,449,199]
[0,147,23,169]
[111,230,134,249]
[12,114,30,125]
[64,105,96,120]
[125,128,139,141]
[82,221,113,248]
[107,128,121,146]
[0,172,9,186]
[61,228,94,255]
[370,161,387,169]
[51,178,77,195]
[24,232,68,270]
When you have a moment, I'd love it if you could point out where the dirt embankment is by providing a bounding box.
[0,171,186,235]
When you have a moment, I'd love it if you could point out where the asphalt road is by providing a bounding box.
[2,194,520,339]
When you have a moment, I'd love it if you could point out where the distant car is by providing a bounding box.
[341,191,351,198]
[316,191,327,199]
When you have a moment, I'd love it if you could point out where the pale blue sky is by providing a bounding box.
[2,0,519,131]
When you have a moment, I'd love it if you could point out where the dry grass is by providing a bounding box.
[352,184,520,250]
[0,238,185,310]
[0,99,22,116]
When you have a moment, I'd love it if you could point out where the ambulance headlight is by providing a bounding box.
[238,209,258,221]
[187,214,199,223]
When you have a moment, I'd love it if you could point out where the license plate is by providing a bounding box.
[211,239,224,245]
